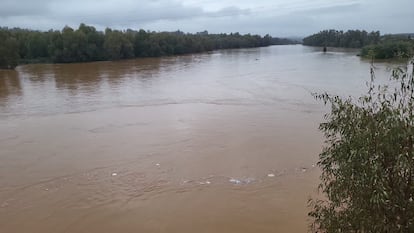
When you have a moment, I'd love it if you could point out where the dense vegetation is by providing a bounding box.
[309,58,414,232]
[303,29,381,48]
[0,29,20,69]
[0,23,298,69]
[361,35,414,59]
[303,29,414,59]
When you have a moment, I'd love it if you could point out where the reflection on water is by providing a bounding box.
[0,70,21,105]
[0,45,400,233]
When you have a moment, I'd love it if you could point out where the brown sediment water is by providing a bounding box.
[0,45,395,232]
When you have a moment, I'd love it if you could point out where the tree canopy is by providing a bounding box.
[361,36,414,59]
[303,29,380,48]
[0,24,298,69]
[0,29,19,69]
[303,29,414,59]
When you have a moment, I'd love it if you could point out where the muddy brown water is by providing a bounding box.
[0,45,397,232]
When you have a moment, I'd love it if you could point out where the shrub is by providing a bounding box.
[309,58,414,232]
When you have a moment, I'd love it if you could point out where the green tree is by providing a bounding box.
[78,23,105,61]
[361,41,414,59]
[303,29,380,48]
[0,23,288,65]
[0,29,20,69]
[309,59,414,232]
[133,29,150,57]
[54,26,88,63]
[26,32,49,59]
[104,29,133,60]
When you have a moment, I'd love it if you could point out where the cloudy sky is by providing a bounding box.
[0,0,413,37]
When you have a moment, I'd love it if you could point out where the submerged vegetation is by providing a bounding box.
[304,29,414,59]
[309,58,414,232]
[0,23,298,69]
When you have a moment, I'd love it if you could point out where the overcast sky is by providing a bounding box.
[0,0,413,37]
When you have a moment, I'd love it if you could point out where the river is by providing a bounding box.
[0,45,397,232]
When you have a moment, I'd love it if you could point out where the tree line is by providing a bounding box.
[303,29,414,59]
[0,23,298,69]
[303,29,381,48]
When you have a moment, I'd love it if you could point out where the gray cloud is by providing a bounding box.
[0,0,52,17]
[206,6,251,18]
[0,0,413,36]
[51,0,204,23]
[296,2,361,15]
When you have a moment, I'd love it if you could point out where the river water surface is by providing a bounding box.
[0,45,397,232]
